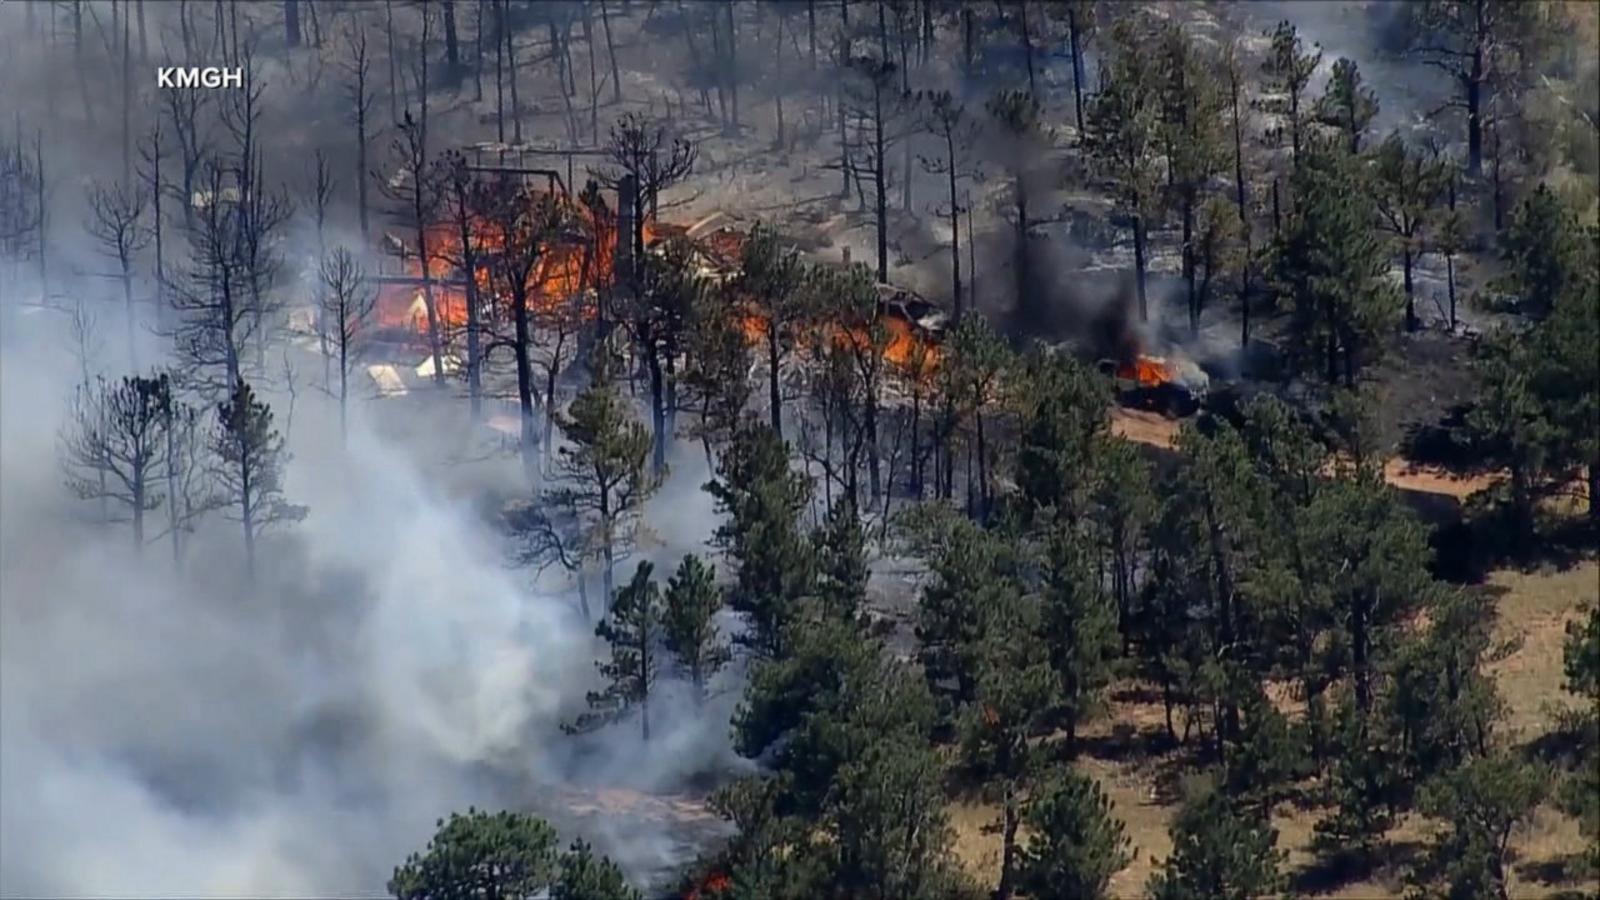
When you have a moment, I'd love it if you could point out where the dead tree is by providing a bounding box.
[476,176,570,481]
[161,80,211,235]
[170,161,253,395]
[918,90,980,320]
[86,180,153,368]
[309,149,337,384]
[211,377,303,579]
[0,129,45,305]
[343,22,376,239]
[60,373,172,549]
[319,246,377,445]
[157,391,217,567]
[842,54,910,283]
[595,113,697,286]
[437,152,487,419]
[503,0,523,142]
[138,124,169,324]
[442,0,461,70]
[377,111,447,385]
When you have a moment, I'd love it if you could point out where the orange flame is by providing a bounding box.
[684,870,731,899]
[1117,355,1173,388]
[375,200,941,377]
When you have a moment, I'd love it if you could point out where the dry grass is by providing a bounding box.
[946,562,1600,898]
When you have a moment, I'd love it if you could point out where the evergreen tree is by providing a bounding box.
[1315,703,1404,855]
[1372,132,1448,332]
[960,574,1053,900]
[551,840,641,900]
[1017,768,1133,900]
[1085,18,1164,321]
[1495,183,1584,316]
[1092,437,1157,650]
[211,377,304,577]
[1015,352,1109,525]
[388,808,561,900]
[814,495,869,622]
[917,518,1019,707]
[734,222,808,440]
[1155,22,1229,334]
[1257,21,1322,170]
[1411,752,1550,900]
[1040,527,1118,755]
[1316,58,1379,154]
[1465,330,1560,547]
[569,561,662,741]
[662,553,731,702]
[547,381,658,609]
[1146,777,1286,900]
[1559,607,1600,872]
[830,730,964,900]
[705,421,813,658]
[1384,589,1505,783]
[986,89,1048,326]
[1270,139,1401,385]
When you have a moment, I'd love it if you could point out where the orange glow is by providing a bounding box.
[375,199,942,377]
[685,871,732,899]
[1117,355,1174,387]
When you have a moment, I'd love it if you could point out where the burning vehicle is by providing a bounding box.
[1098,352,1210,417]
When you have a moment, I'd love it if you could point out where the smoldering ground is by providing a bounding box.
[0,304,741,897]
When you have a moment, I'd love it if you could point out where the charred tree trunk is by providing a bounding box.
[443,0,460,69]
[947,138,963,320]
[1403,244,1417,331]
[767,327,783,439]
[505,0,523,142]
[1068,7,1086,134]
[285,0,300,47]
[600,0,622,104]
[1132,213,1149,322]
[513,289,538,480]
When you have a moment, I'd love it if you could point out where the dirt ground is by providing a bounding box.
[946,560,1600,899]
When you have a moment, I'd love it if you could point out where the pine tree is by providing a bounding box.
[662,553,731,702]
[1465,331,1559,548]
[1270,139,1401,385]
[1040,527,1118,755]
[1257,21,1321,170]
[550,840,642,900]
[211,377,303,577]
[1412,752,1550,900]
[1085,18,1164,321]
[1146,777,1285,900]
[547,381,658,608]
[388,808,561,900]
[734,222,808,440]
[570,561,662,741]
[1495,182,1584,317]
[1155,23,1229,334]
[1559,607,1600,871]
[830,730,964,900]
[706,421,814,658]
[1017,768,1133,900]
[814,495,869,622]
[986,89,1047,326]
[960,574,1054,900]
[1015,351,1108,525]
[917,518,1018,707]
[1372,132,1447,332]
[1316,58,1379,154]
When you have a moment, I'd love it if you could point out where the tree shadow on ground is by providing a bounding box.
[1515,853,1593,893]
[1289,839,1425,897]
